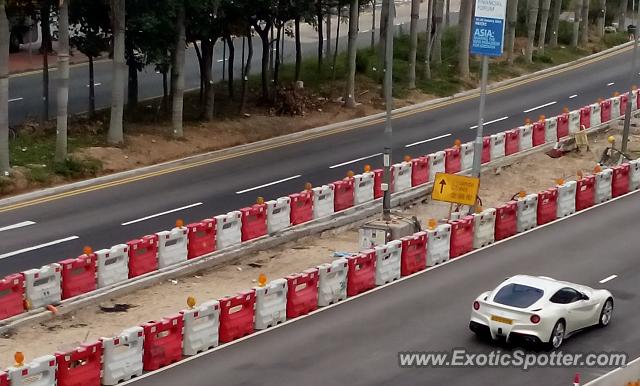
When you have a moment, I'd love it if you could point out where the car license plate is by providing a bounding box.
[491,315,513,325]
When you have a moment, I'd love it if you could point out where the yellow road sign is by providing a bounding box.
[431,173,480,206]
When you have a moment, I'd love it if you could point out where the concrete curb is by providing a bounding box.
[0,117,618,333]
[0,41,633,208]
[583,355,640,386]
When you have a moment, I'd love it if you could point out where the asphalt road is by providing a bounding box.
[121,189,640,386]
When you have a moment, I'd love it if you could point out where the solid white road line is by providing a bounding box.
[569,94,578,99]
[523,101,557,113]
[8,97,23,103]
[119,187,640,385]
[329,153,382,169]
[607,82,615,86]
[0,221,36,232]
[86,83,102,87]
[236,175,302,194]
[0,236,79,260]
[405,133,452,148]
[469,116,509,130]
[121,203,204,226]
[599,274,618,284]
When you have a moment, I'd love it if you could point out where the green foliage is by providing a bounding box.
[557,20,574,45]
[355,51,370,74]
[53,157,102,178]
[603,31,629,47]
[69,0,111,58]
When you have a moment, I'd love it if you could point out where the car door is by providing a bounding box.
[550,287,597,333]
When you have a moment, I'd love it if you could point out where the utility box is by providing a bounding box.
[359,214,419,250]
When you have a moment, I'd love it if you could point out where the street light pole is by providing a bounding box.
[622,0,639,154]
[382,0,395,221]
[470,55,489,180]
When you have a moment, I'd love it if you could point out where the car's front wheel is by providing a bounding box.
[548,320,565,350]
[598,298,614,327]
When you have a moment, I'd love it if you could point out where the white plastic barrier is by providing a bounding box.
[354,172,374,205]
[568,110,580,134]
[630,159,640,190]
[156,227,188,268]
[266,197,291,233]
[101,327,144,385]
[595,168,613,203]
[632,90,639,111]
[611,96,621,120]
[24,264,61,309]
[313,185,335,219]
[556,181,577,218]
[590,103,601,127]
[181,300,220,355]
[428,151,446,181]
[392,161,412,192]
[473,208,496,249]
[374,239,402,285]
[426,224,451,266]
[545,118,558,143]
[516,194,538,232]
[490,132,505,160]
[519,125,533,151]
[215,211,242,249]
[254,278,287,330]
[317,258,348,306]
[7,355,57,386]
[460,142,474,170]
[96,244,129,288]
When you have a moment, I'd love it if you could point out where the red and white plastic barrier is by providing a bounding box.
[7,355,56,386]
[400,232,427,276]
[495,201,517,241]
[411,156,429,186]
[630,159,640,190]
[556,181,577,218]
[141,314,184,371]
[490,133,505,160]
[600,99,612,123]
[460,142,474,170]
[215,211,242,249]
[516,194,538,232]
[519,124,533,151]
[218,290,256,343]
[532,120,546,147]
[505,129,520,156]
[576,175,596,211]
[428,151,446,181]
[127,235,159,279]
[545,117,558,143]
[267,197,292,233]
[156,227,188,268]
[101,327,144,385]
[0,372,6,386]
[317,258,348,306]
[392,161,412,192]
[449,216,474,258]
[590,102,601,128]
[426,224,451,266]
[579,107,591,130]
[556,112,569,139]
[333,179,355,212]
[254,279,287,330]
[240,204,267,241]
[473,208,496,249]
[0,274,25,320]
[569,110,580,134]
[537,188,558,225]
[23,264,61,309]
[374,240,402,285]
[594,168,613,204]
[312,185,335,219]
[354,172,375,204]
[286,269,319,318]
[612,164,630,197]
[186,220,216,259]
[96,244,129,288]
[60,253,96,300]
[610,96,621,120]
[181,300,220,354]
[55,342,102,386]
[373,169,384,199]
[445,147,462,174]
[346,251,376,296]
[482,137,491,163]
[289,190,314,225]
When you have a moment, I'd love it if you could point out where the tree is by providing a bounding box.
[316,0,324,68]
[537,0,551,54]
[171,0,186,138]
[506,0,518,63]
[408,0,420,89]
[378,0,388,74]
[596,0,605,37]
[549,0,561,47]
[618,0,627,32]
[108,0,126,145]
[431,0,443,64]
[458,0,471,78]
[572,0,582,47]
[54,0,69,163]
[0,0,9,175]
[579,0,589,46]
[249,1,276,101]
[240,25,253,113]
[525,0,539,63]
[423,0,433,79]
[345,0,358,106]
[331,3,343,81]
[40,0,51,120]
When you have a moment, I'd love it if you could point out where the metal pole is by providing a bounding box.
[468,55,489,213]
[622,0,639,154]
[382,0,395,220]
[222,40,226,81]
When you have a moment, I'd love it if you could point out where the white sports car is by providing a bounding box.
[469,275,614,349]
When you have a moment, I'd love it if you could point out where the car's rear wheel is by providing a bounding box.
[599,298,614,327]
[548,320,565,350]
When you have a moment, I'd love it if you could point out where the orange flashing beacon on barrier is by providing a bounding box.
[431,173,480,206]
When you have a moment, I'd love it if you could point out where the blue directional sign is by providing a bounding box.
[470,0,507,57]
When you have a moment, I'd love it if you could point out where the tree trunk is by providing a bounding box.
[458,0,472,78]
[326,9,332,60]
[432,0,444,64]
[240,30,253,114]
[55,0,69,163]
[538,0,552,54]
[371,0,376,49]
[423,0,433,79]
[256,27,271,101]
[345,0,359,107]
[162,69,169,113]
[108,0,125,145]
[316,1,324,69]
[295,16,302,82]
[125,37,138,113]
[89,56,96,118]
[171,1,186,137]
[193,41,204,104]
[332,8,342,81]
[580,0,589,46]
[506,0,519,63]
[0,0,9,175]
[445,0,450,27]
[572,0,582,47]
[379,0,389,75]
[525,0,539,63]
[618,0,627,32]
[550,0,561,47]
[274,24,282,88]
[408,0,420,89]
[226,36,235,100]
[41,0,51,121]
[201,39,215,121]
[596,0,606,37]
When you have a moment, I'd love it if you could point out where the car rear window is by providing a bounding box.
[493,283,544,308]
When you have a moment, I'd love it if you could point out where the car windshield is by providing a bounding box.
[493,283,544,308]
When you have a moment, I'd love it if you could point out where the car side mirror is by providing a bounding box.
[580,292,589,301]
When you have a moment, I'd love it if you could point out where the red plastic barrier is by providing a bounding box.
[600,99,612,122]
[556,113,569,139]
[495,201,517,241]
[620,94,628,116]
[0,273,25,320]
[186,219,216,259]
[449,216,474,258]
[55,341,103,386]
[444,148,461,174]
[141,314,184,371]
[0,372,6,386]
[60,253,96,300]
[482,137,491,164]
[333,178,355,212]
[411,156,429,186]
[505,129,520,155]
[612,164,630,197]
[576,176,596,211]
[400,232,427,276]
[532,121,546,146]
[579,106,591,129]
[346,251,376,296]
[127,235,159,278]
[285,268,319,318]
[537,188,558,225]
[636,91,640,109]
[240,204,267,241]
[290,190,314,225]
[373,169,384,199]
[219,290,256,343]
